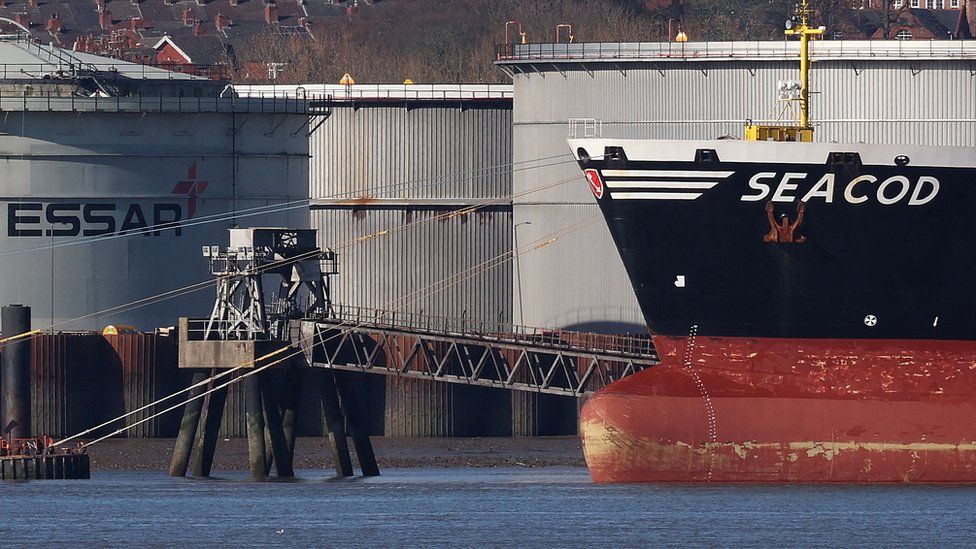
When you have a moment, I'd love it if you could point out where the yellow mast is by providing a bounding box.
[786,0,824,131]
[745,0,824,142]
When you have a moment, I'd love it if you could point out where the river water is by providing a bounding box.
[2,467,975,546]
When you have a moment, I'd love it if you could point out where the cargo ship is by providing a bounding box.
[571,2,976,482]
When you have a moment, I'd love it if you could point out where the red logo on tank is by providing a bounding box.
[171,162,209,218]
[584,169,604,199]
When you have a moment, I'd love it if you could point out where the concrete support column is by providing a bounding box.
[244,374,267,481]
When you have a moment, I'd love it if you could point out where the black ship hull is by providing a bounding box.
[571,139,976,341]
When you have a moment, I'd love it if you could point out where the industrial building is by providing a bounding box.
[496,40,976,333]
[0,27,315,330]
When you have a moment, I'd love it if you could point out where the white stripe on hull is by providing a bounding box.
[602,169,736,178]
[605,181,720,189]
[611,192,703,200]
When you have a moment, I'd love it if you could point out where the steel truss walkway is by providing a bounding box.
[297,307,659,397]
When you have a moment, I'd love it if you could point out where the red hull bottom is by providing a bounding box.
[580,335,976,482]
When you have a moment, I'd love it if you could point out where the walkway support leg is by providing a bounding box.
[244,374,267,481]
[280,364,302,459]
[318,370,353,477]
[261,371,294,477]
[192,373,227,478]
[169,371,207,477]
[336,371,379,477]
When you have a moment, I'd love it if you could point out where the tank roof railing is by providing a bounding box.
[496,40,976,64]
[234,83,514,101]
[0,62,224,83]
[0,90,333,115]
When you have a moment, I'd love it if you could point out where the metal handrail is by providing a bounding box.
[234,83,514,101]
[495,40,976,63]
[0,89,332,114]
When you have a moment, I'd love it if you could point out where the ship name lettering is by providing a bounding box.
[740,172,939,206]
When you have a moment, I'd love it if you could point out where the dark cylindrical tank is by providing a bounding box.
[1,305,31,438]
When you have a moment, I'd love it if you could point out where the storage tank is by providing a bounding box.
[497,40,976,333]
[236,83,515,321]
[236,84,572,436]
[0,32,314,330]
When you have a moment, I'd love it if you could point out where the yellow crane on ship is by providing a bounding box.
[745,0,824,143]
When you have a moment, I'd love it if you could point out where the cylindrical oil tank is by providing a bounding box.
[235,84,539,436]
[500,41,976,333]
[0,43,311,331]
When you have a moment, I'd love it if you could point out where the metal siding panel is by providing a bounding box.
[310,105,513,201]
[312,208,512,324]
[104,333,180,438]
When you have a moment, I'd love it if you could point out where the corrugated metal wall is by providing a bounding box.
[311,105,513,200]
[313,207,512,320]
[510,50,976,330]
[27,333,180,438]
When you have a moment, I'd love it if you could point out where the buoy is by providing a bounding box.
[403,79,414,85]
[339,73,355,86]
[675,28,689,42]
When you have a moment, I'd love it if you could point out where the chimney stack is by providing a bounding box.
[264,1,278,25]
[193,20,205,35]
[26,0,37,9]
[197,0,206,6]
[14,12,29,28]
[969,0,976,38]
[182,8,194,26]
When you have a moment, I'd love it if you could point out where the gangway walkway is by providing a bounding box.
[298,306,659,397]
